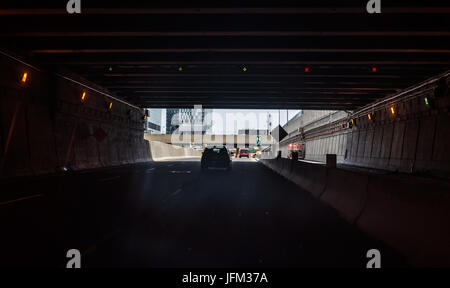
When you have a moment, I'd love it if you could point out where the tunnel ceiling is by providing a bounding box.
[1,1,450,110]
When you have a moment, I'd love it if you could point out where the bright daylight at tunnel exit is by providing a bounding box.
[0,0,450,281]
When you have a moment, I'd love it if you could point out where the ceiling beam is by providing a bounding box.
[31,48,450,54]
[4,31,450,37]
[2,7,450,15]
[54,61,450,66]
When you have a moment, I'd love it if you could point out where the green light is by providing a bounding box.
[178,67,183,72]
[108,66,113,72]
[243,67,248,72]
[425,97,429,105]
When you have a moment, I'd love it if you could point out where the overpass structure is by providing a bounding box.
[0,1,449,110]
[1,1,450,269]
[145,133,275,147]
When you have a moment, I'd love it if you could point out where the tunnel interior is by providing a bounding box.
[1,1,450,270]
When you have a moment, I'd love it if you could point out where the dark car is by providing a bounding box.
[239,149,250,158]
[201,146,232,171]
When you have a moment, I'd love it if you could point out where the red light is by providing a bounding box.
[305,67,310,72]
[372,67,377,72]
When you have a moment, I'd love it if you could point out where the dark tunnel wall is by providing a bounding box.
[0,55,151,178]
[342,73,450,176]
[277,71,450,178]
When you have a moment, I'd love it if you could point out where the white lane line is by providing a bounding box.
[144,168,155,174]
[99,176,121,182]
[172,188,182,196]
[0,194,44,206]
[170,171,192,174]
[162,188,183,203]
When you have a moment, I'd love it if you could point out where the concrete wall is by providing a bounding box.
[342,77,450,176]
[277,110,350,160]
[0,54,150,178]
[303,132,349,163]
[283,110,348,135]
[149,141,202,161]
[277,72,450,177]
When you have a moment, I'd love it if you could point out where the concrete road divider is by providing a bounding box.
[320,169,369,223]
[289,161,327,198]
[357,174,450,267]
[260,156,450,267]
[261,158,291,179]
[278,158,291,175]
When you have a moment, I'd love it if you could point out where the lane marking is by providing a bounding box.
[170,171,191,174]
[99,176,121,182]
[0,194,44,206]
[172,188,182,196]
[162,187,183,204]
[144,168,155,174]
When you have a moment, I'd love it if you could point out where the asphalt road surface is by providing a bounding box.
[0,159,406,267]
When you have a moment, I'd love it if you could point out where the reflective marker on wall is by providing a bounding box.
[21,72,28,83]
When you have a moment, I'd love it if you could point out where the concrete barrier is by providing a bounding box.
[357,174,450,267]
[149,141,202,161]
[320,169,369,223]
[290,161,327,198]
[261,158,292,179]
[260,157,450,267]
[262,159,277,171]
[282,158,295,177]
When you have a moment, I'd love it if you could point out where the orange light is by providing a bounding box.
[109,102,113,110]
[390,107,395,115]
[81,92,86,102]
[21,72,28,83]
[368,114,372,120]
